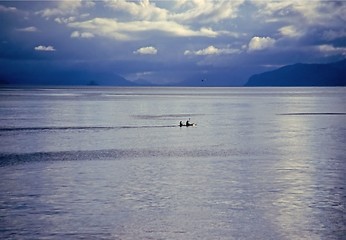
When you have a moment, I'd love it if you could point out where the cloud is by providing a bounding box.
[251,0,346,27]
[193,46,220,55]
[55,17,76,24]
[36,0,83,18]
[248,37,276,51]
[251,0,315,22]
[133,46,158,55]
[70,31,80,38]
[68,18,219,41]
[279,25,302,38]
[104,0,246,25]
[80,32,94,38]
[317,44,346,56]
[105,0,245,24]
[172,0,245,24]
[0,4,17,12]
[184,45,241,56]
[70,31,94,38]
[16,26,39,32]
[84,1,95,8]
[322,29,346,41]
[34,1,243,41]
[34,45,56,51]
[105,0,168,21]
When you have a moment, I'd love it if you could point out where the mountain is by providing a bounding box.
[245,59,346,86]
[0,69,136,86]
[45,70,137,86]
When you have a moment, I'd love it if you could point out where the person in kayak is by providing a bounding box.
[179,121,183,127]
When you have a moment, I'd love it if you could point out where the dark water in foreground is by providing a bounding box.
[0,87,345,239]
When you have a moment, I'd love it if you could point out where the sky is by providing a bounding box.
[1,0,346,86]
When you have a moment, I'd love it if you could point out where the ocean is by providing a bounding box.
[0,87,345,239]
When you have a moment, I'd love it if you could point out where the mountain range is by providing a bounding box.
[0,69,136,86]
[1,59,345,87]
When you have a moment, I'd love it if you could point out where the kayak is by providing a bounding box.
[179,123,196,127]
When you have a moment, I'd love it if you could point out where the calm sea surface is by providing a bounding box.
[0,87,345,239]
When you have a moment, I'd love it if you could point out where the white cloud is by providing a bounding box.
[317,44,346,56]
[34,45,56,51]
[0,5,17,12]
[251,0,316,21]
[185,46,219,56]
[80,13,90,18]
[16,26,39,32]
[172,0,245,24]
[70,31,94,38]
[251,0,346,28]
[105,0,168,21]
[55,17,76,24]
[184,45,241,56]
[251,0,296,15]
[248,37,276,51]
[36,0,83,18]
[71,31,80,38]
[68,18,219,41]
[279,25,302,38]
[105,0,244,24]
[80,32,94,38]
[104,0,245,25]
[37,1,240,42]
[133,46,158,55]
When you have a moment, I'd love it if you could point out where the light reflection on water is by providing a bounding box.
[0,87,345,239]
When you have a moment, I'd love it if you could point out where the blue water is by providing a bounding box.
[0,87,345,239]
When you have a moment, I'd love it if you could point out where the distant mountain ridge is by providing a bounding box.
[245,59,346,86]
[0,69,137,86]
[2,59,345,87]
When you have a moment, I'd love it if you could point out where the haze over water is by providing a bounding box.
[0,87,345,239]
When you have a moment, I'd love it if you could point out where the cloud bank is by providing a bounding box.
[68,18,219,41]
